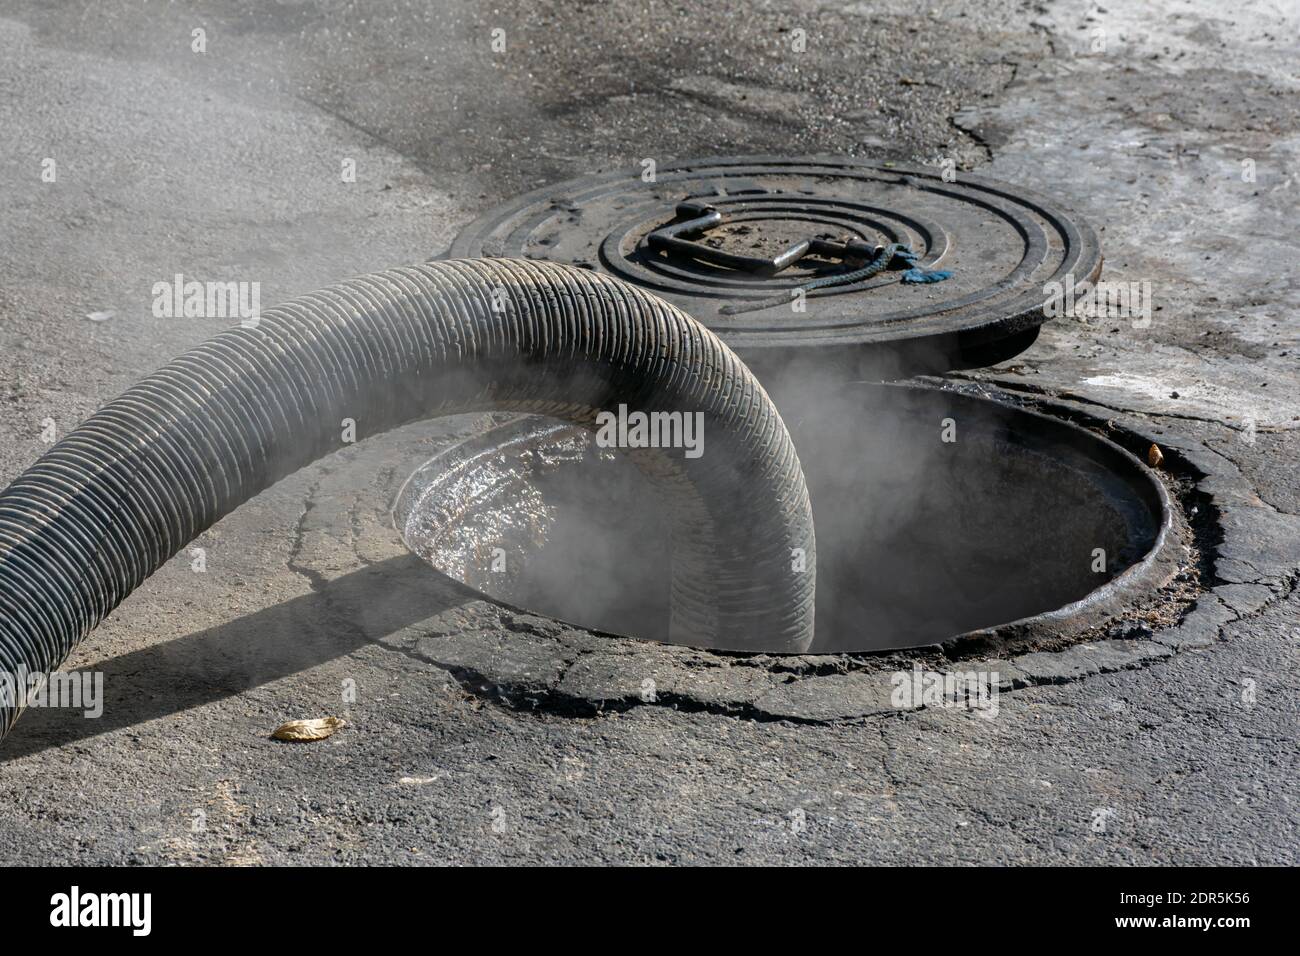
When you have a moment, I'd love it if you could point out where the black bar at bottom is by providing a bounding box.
[5,865,1285,941]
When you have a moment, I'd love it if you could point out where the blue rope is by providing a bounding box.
[719,243,952,316]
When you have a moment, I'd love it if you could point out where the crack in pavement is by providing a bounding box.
[958,374,1291,437]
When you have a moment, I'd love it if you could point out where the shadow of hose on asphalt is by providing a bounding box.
[0,554,476,761]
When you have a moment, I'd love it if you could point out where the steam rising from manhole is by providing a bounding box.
[396,383,1173,653]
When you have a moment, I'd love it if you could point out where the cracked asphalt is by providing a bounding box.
[0,0,1296,864]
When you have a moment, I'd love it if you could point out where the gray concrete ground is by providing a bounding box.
[0,0,1296,864]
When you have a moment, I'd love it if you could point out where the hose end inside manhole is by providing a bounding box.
[395,384,1176,654]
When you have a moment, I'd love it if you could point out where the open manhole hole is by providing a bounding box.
[396,383,1175,654]
[414,156,1175,654]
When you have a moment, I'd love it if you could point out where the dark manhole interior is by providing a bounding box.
[395,383,1170,654]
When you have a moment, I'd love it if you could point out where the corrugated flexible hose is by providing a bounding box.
[0,258,816,741]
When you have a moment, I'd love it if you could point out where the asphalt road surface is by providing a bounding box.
[0,0,1296,864]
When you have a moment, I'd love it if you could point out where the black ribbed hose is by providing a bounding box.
[0,258,815,741]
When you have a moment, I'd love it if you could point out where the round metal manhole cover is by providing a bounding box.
[445,155,1102,364]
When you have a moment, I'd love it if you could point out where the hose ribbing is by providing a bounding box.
[0,259,815,741]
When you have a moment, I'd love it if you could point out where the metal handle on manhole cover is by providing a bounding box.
[646,201,876,277]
